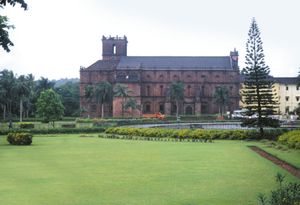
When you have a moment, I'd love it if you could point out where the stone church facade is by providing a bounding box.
[80,36,240,117]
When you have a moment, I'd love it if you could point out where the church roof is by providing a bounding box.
[116,56,233,70]
[84,60,119,70]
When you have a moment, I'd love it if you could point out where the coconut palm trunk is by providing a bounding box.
[176,100,179,117]
[101,103,105,118]
[19,98,23,122]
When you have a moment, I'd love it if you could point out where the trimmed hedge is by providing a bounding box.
[18,122,34,129]
[278,130,300,149]
[0,127,106,135]
[76,118,161,125]
[7,132,33,145]
[61,124,76,128]
[105,127,287,140]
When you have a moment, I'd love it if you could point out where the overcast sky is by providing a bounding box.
[0,0,299,80]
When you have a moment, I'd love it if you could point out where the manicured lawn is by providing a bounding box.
[254,142,300,168]
[0,135,298,205]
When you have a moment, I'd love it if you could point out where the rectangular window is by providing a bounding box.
[297,86,300,91]
[285,106,289,114]
[296,96,300,101]
[286,86,288,91]
[285,96,289,101]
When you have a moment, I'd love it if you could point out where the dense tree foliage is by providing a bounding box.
[0,0,27,52]
[0,69,80,120]
[0,0,27,9]
[55,82,80,117]
[36,89,64,127]
[242,18,278,136]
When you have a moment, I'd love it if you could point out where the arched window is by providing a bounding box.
[159,103,165,114]
[144,102,151,113]
[173,75,179,81]
[171,103,177,115]
[113,44,116,55]
[160,85,164,96]
[185,106,193,115]
[201,85,205,96]
[187,75,192,81]
[146,85,151,96]
[187,85,191,97]
[159,74,164,81]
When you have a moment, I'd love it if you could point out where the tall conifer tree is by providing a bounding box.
[242,18,278,136]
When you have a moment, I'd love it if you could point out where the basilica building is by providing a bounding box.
[80,36,240,117]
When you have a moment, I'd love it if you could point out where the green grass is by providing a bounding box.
[254,141,300,168]
[0,135,299,205]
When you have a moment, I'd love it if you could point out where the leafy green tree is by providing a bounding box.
[94,82,112,118]
[36,89,64,127]
[213,86,229,117]
[113,83,132,117]
[0,0,27,52]
[0,15,14,52]
[169,81,184,117]
[0,0,27,9]
[242,18,278,136]
[294,103,300,118]
[55,82,80,117]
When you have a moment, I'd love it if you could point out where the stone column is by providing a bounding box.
[165,102,171,115]
[195,102,201,115]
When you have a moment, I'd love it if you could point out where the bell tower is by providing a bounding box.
[102,35,128,60]
[230,48,239,70]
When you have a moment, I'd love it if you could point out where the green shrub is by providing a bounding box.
[104,127,287,142]
[258,173,300,205]
[278,130,300,149]
[18,122,34,129]
[7,132,33,145]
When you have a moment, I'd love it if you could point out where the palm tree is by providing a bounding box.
[124,97,140,117]
[0,84,7,120]
[36,77,54,95]
[0,69,16,118]
[13,75,30,122]
[94,82,112,118]
[213,86,229,117]
[84,84,94,115]
[113,83,132,117]
[24,74,35,118]
[169,81,184,117]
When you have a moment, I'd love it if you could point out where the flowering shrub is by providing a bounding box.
[7,132,33,145]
